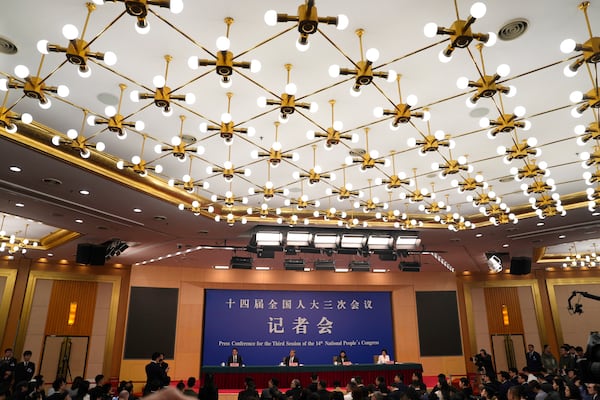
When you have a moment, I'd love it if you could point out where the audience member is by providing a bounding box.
[541,346,558,374]
[331,381,345,400]
[316,381,330,400]
[183,378,197,397]
[198,373,218,400]
[308,374,320,393]
[285,379,303,400]
[238,378,259,400]
[89,375,107,400]
[176,382,186,392]
[145,353,169,396]
[526,345,543,373]
[260,378,284,400]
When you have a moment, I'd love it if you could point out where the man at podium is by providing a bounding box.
[227,348,243,367]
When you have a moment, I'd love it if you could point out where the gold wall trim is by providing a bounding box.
[0,269,18,345]
[15,270,121,377]
[545,276,600,346]
[460,278,547,357]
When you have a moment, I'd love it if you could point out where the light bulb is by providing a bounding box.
[130,90,140,103]
[306,130,315,140]
[328,64,340,78]
[62,24,79,40]
[336,14,349,30]
[154,144,163,154]
[389,121,400,131]
[365,48,380,63]
[188,56,199,70]
[407,137,417,147]
[131,155,141,165]
[571,107,584,118]
[373,106,384,118]
[309,102,318,113]
[470,2,487,18]
[466,97,477,108]
[387,69,397,82]
[438,50,452,63]
[406,94,418,107]
[153,75,166,88]
[14,65,30,79]
[349,86,361,97]
[216,36,230,51]
[67,129,78,140]
[185,93,196,105]
[285,83,297,95]
[424,22,438,38]
[496,145,506,155]
[256,96,267,108]
[563,64,578,78]
[456,76,470,89]
[264,10,278,26]
[170,0,183,14]
[155,165,163,174]
[527,136,537,147]
[250,59,261,73]
[39,98,52,109]
[221,112,232,123]
[135,20,150,34]
[36,40,49,55]
[479,117,490,128]
[103,51,117,66]
[21,113,33,124]
[105,105,117,117]
[496,64,510,78]
[484,32,497,47]
[296,40,310,52]
[57,85,69,97]
[560,38,577,54]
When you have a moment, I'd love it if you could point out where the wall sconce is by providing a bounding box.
[501,304,510,326]
[68,302,78,326]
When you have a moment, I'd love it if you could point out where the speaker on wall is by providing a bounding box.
[76,243,107,266]
[510,257,532,275]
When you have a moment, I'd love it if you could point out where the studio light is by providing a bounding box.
[314,259,335,270]
[349,260,370,272]
[284,258,306,271]
[313,233,339,248]
[399,261,420,272]
[286,231,312,247]
[255,231,283,247]
[487,254,503,273]
[230,256,253,269]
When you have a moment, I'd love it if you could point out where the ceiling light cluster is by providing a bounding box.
[0,216,38,255]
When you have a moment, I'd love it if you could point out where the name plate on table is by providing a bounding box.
[229,362,240,367]
[343,361,352,366]
[289,362,299,367]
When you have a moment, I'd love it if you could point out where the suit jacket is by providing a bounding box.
[14,361,35,384]
[284,356,300,366]
[336,356,350,364]
[526,351,542,372]
[145,361,167,392]
[227,355,243,366]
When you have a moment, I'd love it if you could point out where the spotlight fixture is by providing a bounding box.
[130,55,196,115]
[38,2,117,78]
[0,91,33,134]
[560,1,600,77]
[479,105,531,139]
[104,238,129,259]
[230,256,253,269]
[284,258,307,271]
[373,76,430,130]
[348,260,370,272]
[307,99,358,149]
[1,56,69,109]
[423,1,496,62]
[257,64,317,123]
[155,115,204,161]
[292,145,336,185]
[168,157,209,193]
[486,254,503,273]
[51,111,106,159]
[344,128,390,171]
[325,167,364,201]
[328,29,397,97]
[456,44,515,107]
[177,200,214,216]
[93,0,184,34]
[188,17,261,88]
[314,259,335,270]
[251,122,299,167]
[264,0,349,52]
[200,92,256,145]
[248,164,290,201]
[374,154,412,190]
[87,84,144,139]
[116,134,163,176]
[206,146,251,182]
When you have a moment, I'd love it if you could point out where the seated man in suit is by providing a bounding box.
[227,348,243,366]
[335,350,351,365]
[283,350,299,366]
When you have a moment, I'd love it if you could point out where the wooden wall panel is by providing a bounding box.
[484,287,524,334]
[45,281,97,336]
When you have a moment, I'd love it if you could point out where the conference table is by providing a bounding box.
[201,362,423,389]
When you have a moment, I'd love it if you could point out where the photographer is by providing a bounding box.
[472,350,496,379]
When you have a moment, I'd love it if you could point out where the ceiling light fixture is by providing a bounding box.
[423,1,496,63]
[264,1,349,52]
[373,75,430,130]
[292,145,336,185]
[344,128,390,171]
[560,2,599,78]
[307,99,357,149]
[116,134,163,176]
[251,121,299,167]
[168,157,209,193]
[353,179,388,213]
[87,84,144,140]
[248,163,290,201]
[52,110,105,159]
[200,92,256,145]
[284,180,320,210]
[325,166,364,201]
[1,54,69,109]
[130,55,195,116]
[210,183,248,208]
[155,115,204,161]
[257,64,317,122]
[206,146,251,182]
[328,29,397,97]
[374,153,412,191]
[38,2,117,78]
[92,0,184,34]
[407,117,453,156]
[188,17,261,88]
[0,90,33,133]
